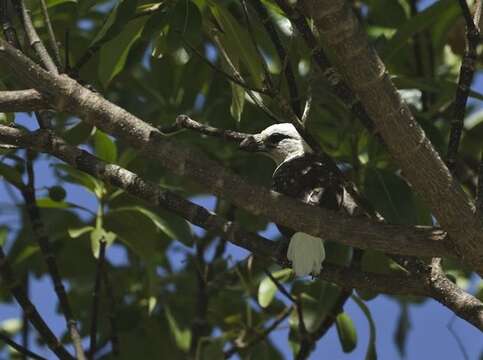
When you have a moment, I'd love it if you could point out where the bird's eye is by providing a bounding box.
[267,133,289,144]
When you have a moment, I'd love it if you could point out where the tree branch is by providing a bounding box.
[0,331,47,360]
[19,151,86,360]
[14,0,58,73]
[0,122,453,259]
[299,0,483,275]
[2,124,483,330]
[447,0,481,172]
[88,240,106,360]
[0,89,49,112]
[0,246,74,360]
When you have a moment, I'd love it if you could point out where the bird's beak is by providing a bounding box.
[239,135,265,152]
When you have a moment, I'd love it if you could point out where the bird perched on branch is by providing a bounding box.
[240,123,354,276]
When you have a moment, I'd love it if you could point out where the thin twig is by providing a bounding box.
[15,0,58,73]
[21,151,86,360]
[224,306,292,358]
[248,0,302,116]
[446,0,481,172]
[88,240,107,360]
[0,331,47,360]
[211,33,281,123]
[0,246,74,360]
[476,150,483,214]
[38,0,62,71]
[160,114,250,142]
[21,273,29,360]
[102,270,120,356]
[182,38,272,95]
[274,0,379,138]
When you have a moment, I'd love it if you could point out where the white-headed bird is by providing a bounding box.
[239,123,347,276]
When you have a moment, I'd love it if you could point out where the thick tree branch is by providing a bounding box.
[0,121,451,259]
[0,89,48,112]
[299,0,483,275]
[1,124,482,329]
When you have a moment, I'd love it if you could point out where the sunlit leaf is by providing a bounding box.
[257,268,292,308]
[336,312,357,353]
[94,129,118,163]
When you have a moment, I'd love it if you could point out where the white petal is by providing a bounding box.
[287,232,325,276]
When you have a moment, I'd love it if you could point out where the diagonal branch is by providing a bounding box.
[14,0,58,73]
[1,125,483,331]
[298,0,483,275]
[0,331,47,360]
[0,246,74,360]
[0,43,456,259]
[447,0,481,172]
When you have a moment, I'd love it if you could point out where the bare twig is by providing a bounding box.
[38,0,62,71]
[102,270,120,357]
[160,114,250,142]
[224,306,291,358]
[211,33,281,123]
[88,240,107,360]
[0,331,47,360]
[20,151,86,360]
[15,0,58,73]
[0,246,74,360]
[274,0,378,137]
[447,0,481,172]
[182,38,272,95]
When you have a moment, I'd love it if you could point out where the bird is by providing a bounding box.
[239,123,354,276]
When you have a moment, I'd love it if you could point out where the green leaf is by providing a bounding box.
[335,312,357,353]
[352,295,377,360]
[208,2,263,87]
[0,112,14,125]
[99,17,148,87]
[94,129,118,163]
[46,0,77,8]
[169,0,202,45]
[381,0,456,61]
[257,268,292,308]
[68,226,95,238]
[89,0,139,47]
[364,167,429,225]
[361,250,405,275]
[63,121,94,146]
[111,206,193,246]
[0,162,23,186]
[0,226,7,246]
[230,83,245,123]
[165,306,191,351]
[55,164,105,199]
[36,198,70,209]
[90,227,117,258]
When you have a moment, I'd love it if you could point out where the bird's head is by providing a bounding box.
[239,123,312,165]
